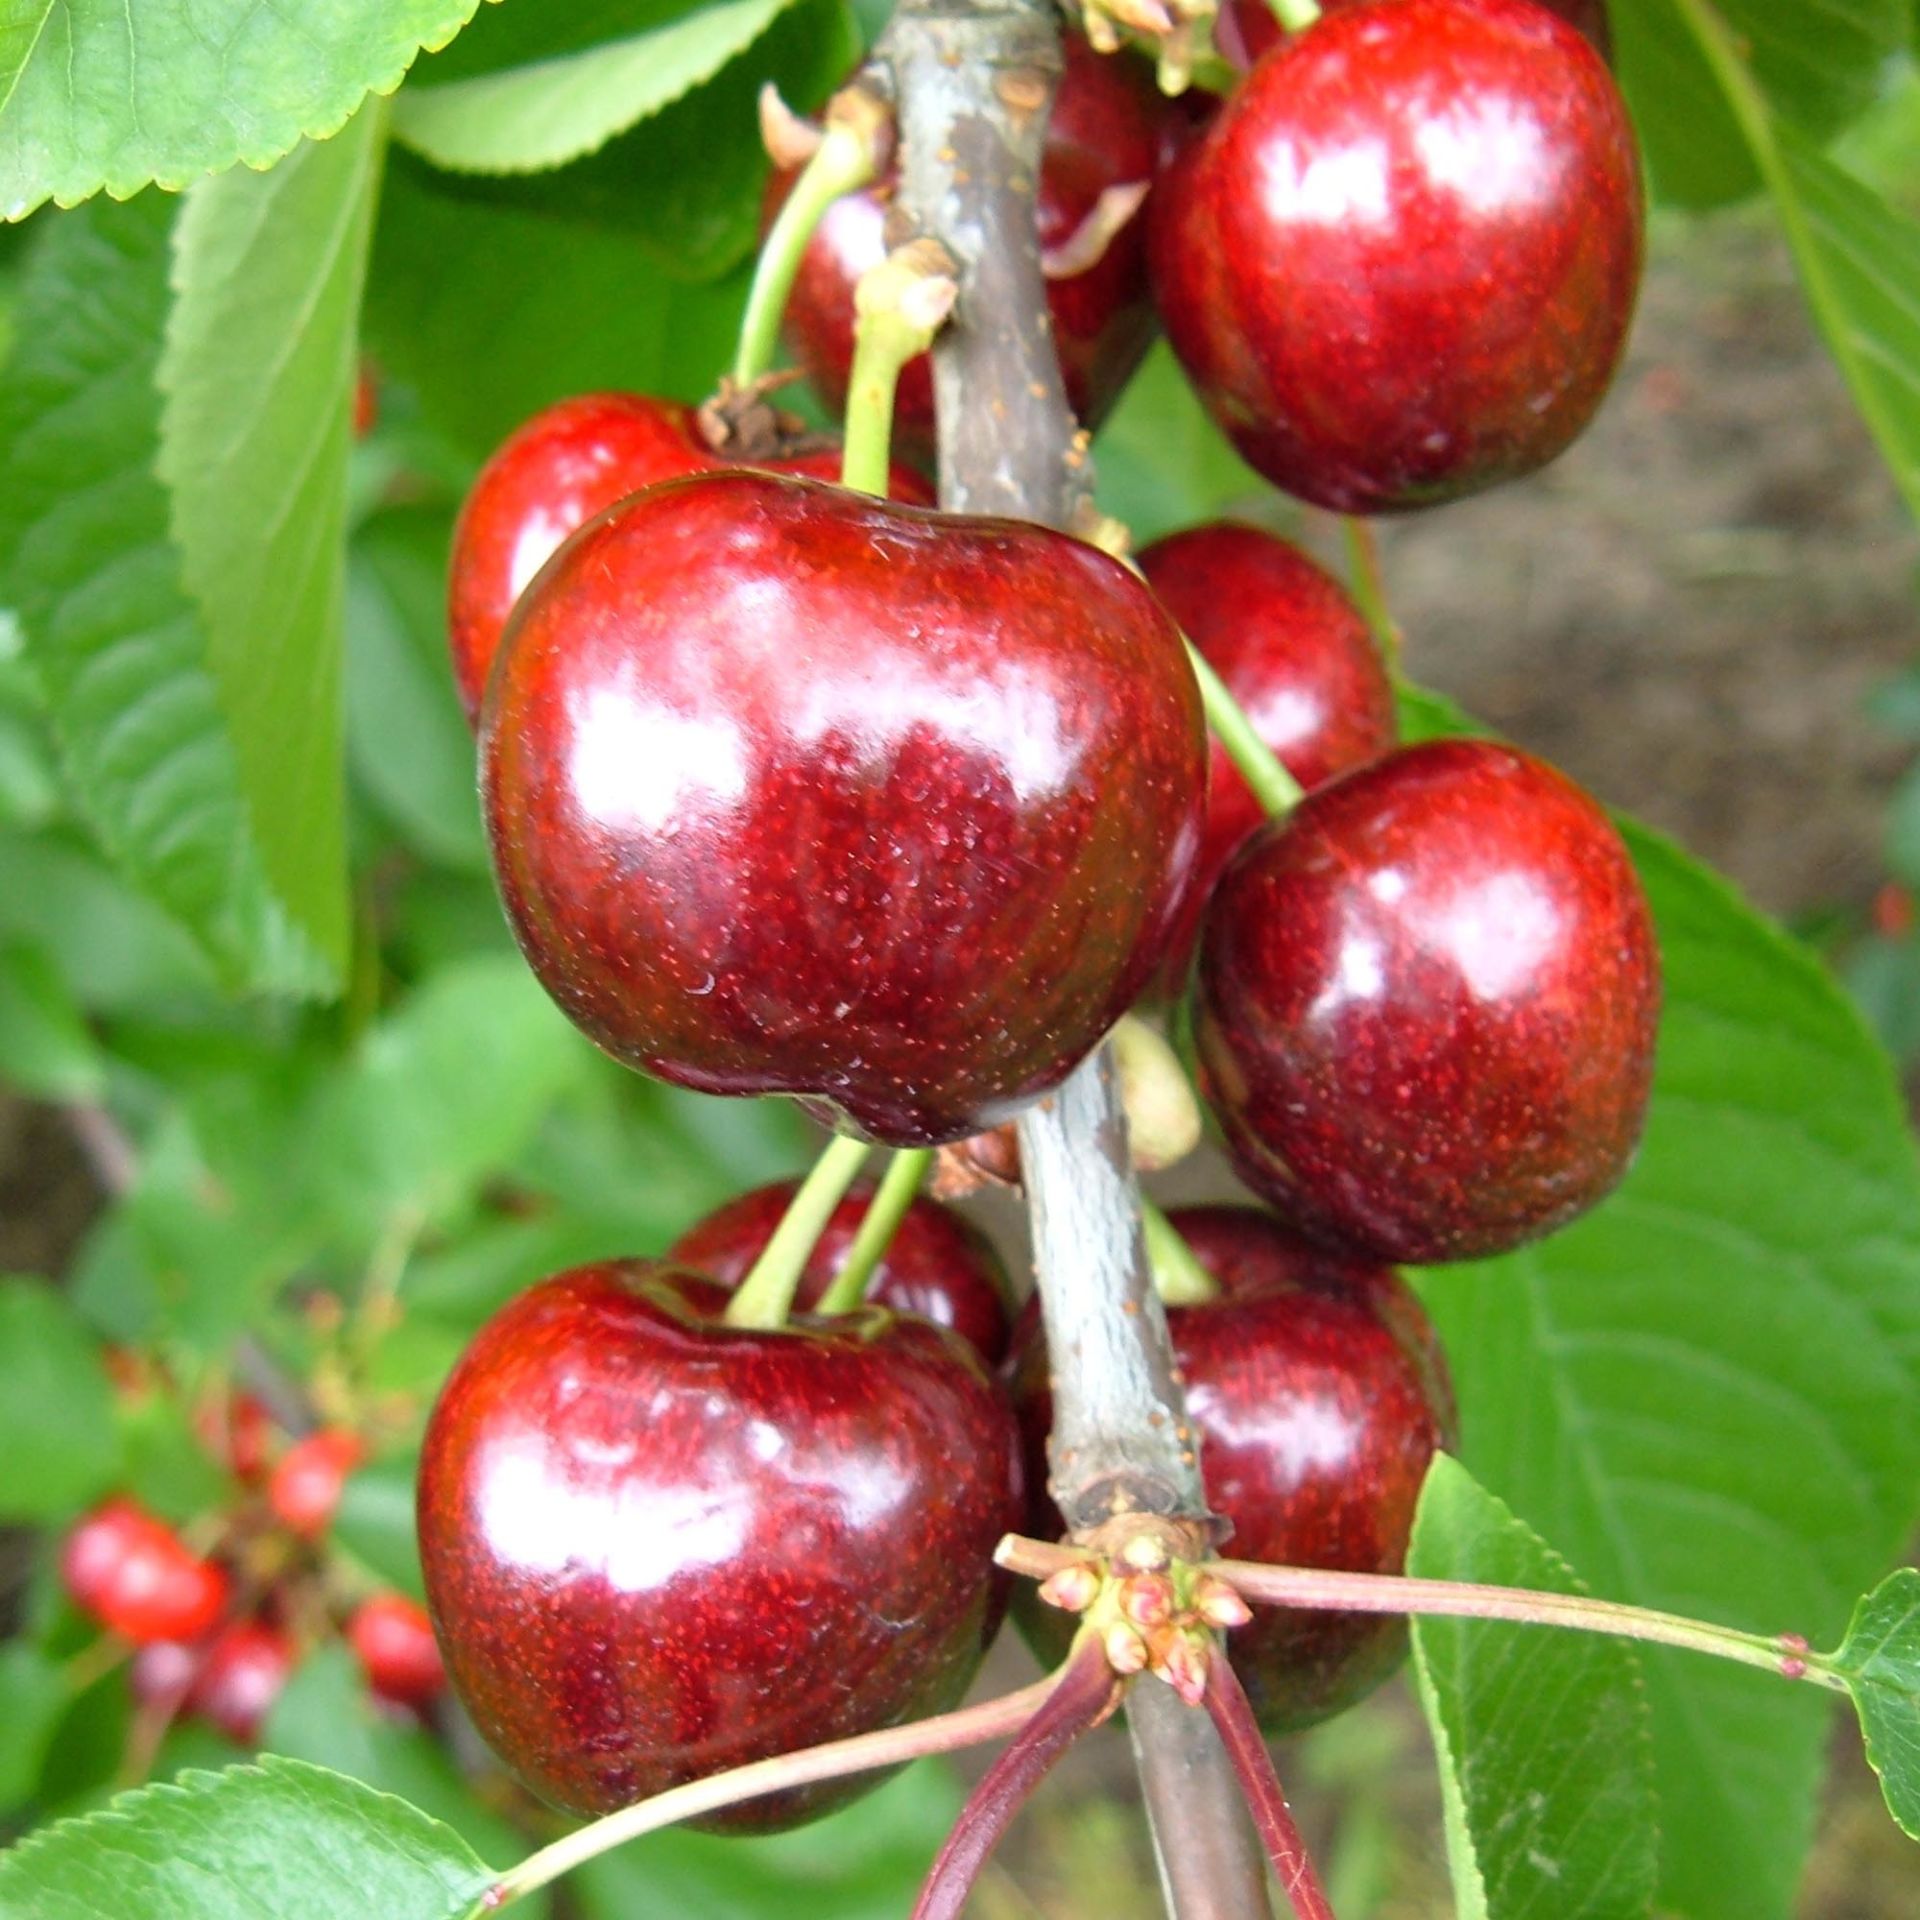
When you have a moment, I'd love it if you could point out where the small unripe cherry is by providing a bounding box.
[268,1429,365,1540]
[348,1593,448,1711]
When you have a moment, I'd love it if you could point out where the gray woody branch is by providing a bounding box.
[875,7,1274,1915]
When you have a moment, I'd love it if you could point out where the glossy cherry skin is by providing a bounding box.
[1214,0,1610,72]
[1139,522,1397,989]
[416,1262,1022,1828]
[1197,739,1660,1263]
[1152,0,1642,513]
[349,1594,447,1711]
[483,470,1205,1147]
[1012,1206,1452,1729]
[446,392,932,724]
[61,1499,231,1646]
[669,1180,1013,1365]
[268,1428,364,1540]
[771,36,1176,462]
[188,1620,296,1745]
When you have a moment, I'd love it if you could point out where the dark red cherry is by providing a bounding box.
[1139,522,1397,989]
[669,1180,1013,1365]
[482,469,1204,1148]
[348,1593,447,1711]
[1152,0,1642,512]
[188,1619,296,1745]
[268,1428,364,1540]
[1214,0,1611,72]
[1196,739,1659,1263]
[770,36,1176,462]
[1013,1205,1451,1728]
[61,1498,231,1646]
[416,1262,1021,1828]
[446,392,933,723]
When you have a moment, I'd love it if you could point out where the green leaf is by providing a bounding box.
[392,0,791,175]
[334,1458,426,1601]
[263,1651,534,1902]
[346,507,487,873]
[301,955,595,1237]
[0,0,483,220]
[1399,690,1920,1920]
[0,940,105,1098]
[0,1644,69,1816]
[0,1755,493,1917]
[1408,1457,1658,1920]
[1827,1568,1920,1838]
[1611,0,1909,208]
[155,110,389,979]
[0,1277,119,1521]
[0,196,329,996]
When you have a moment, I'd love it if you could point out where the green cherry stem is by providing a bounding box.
[733,86,889,389]
[995,1533,1848,1692]
[477,1672,1064,1912]
[816,1147,933,1314]
[1184,636,1305,817]
[1268,0,1322,31]
[841,239,959,497]
[722,1134,872,1329]
[1341,516,1403,666]
[1139,1196,1221,1306]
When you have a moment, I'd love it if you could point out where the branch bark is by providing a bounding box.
[877,8,1272,1914]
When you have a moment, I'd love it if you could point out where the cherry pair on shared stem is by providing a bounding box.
[770,34,1182,465]
[445,391,932,723]
[1154,0,1642,512]
[1013,1205,1451,1728]
[417,1258,1022,1829]
[483,467,1205,1147]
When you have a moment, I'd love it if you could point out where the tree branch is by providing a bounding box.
[877,7,1272,1913]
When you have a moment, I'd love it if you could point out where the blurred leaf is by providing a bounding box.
[111,1383,229,1522]
[0,940,105,1098]
[0,196,329,996]
[0,1755,493,1917]
[1093,342,1273,545]
[156,112,388,981]
[398,0,859,285]
[334,1458,426,1602]
[1401,689,1920,1920]
[403,1211,654,1328]
[0,1277,120,1521]
[0,1644,68,1816]
[302,955,595,1238]
[393,0,792,174]
[264,1649,532,1899]
[346,507,487,873]
[1844,935,1920,1064]
[366,153,749,458]
[573,1759,962,1920]
[1870,668,1920,741]
[0,0,482,219]
[0,649,59,828]
[1612,0,1909,208]
[1409,1457,1658,1920]
[1829,1567,1920,1837]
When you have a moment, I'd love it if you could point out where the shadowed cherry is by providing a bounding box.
[1196,738,1659,1262]
[349,1593,448,1712]
[417,1262,1022,1828]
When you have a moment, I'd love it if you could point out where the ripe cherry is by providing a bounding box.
[669,1179,1013,1365]
[445,392,933,723]
[348,1593,447,1712]
[60,1498,231,1646]
[770,35,1176,461]
[1152,0,1642,512]
[1012,1205,1452,1730]
[194,1391,275,1485]
[1139,521,1397,988]
[268,1429,365,1540]
[417,1262,1021,1827]
[1196,738,1659,1263]
[483,469,1204,1147]
[1213,0,1611,71]
[188,1620,296,1745]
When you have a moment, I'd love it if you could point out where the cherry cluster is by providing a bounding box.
[59,1388,442,1753]
[420,0,1657,1866]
